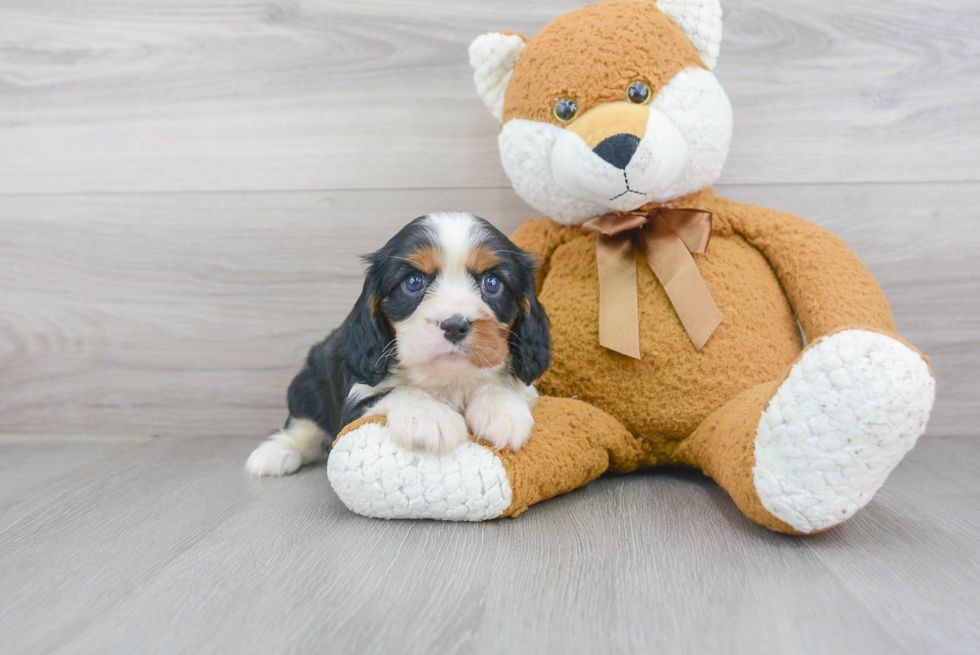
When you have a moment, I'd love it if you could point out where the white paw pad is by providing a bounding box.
[327,422,513,521]
[246,440,302,477]
[753,330,935,533]
[465,394,535,452]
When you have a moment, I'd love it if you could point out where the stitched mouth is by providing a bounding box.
[609,171,646,202]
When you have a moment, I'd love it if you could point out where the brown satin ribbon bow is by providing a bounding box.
[581,207,723,359]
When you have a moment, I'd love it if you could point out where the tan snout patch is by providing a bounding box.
[467,318,510,369]
[566,102,649,150]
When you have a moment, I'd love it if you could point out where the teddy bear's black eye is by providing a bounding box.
[553,98,577,123]
[627,81,651,104]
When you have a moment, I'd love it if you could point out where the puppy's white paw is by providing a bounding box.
[465,389,535,452]
[387,397,470,455]
[245,440,302,477]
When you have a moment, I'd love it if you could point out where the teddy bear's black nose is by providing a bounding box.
[593,133,641,170]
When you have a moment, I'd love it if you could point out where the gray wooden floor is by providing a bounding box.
[0,435,978,654]
[2,0,979,653]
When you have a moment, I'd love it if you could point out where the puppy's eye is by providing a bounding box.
[481,273,502,296]
[627,80,651,104]
[553,98,577,123]
[404,273,426,293]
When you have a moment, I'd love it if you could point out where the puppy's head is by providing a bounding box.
[339,212,550,386]
[469,0,732,224]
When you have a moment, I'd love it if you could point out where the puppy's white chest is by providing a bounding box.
[402,361,497,411]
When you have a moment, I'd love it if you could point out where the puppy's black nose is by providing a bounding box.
[440,315,471,344]
[593,133,641,170]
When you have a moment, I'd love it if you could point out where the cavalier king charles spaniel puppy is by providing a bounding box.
[246,212,551,477]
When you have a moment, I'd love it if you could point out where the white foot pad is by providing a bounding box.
[246,440,302,477]
[327,422,513,521]
[753,330,935,533]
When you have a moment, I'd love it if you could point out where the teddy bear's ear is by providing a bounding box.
[657,0,723,69]
[469,32,527,123]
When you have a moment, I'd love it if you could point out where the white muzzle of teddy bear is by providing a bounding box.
[551,107,689,212]
[497,68,734,225]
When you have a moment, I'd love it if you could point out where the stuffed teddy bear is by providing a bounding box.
[327,0,936,534]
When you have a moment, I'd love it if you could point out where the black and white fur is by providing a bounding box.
[246,211,550,477]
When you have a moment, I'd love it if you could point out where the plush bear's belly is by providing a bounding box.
[537,233,803,459]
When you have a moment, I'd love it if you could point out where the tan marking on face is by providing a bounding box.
[502,1,705,125]
[466,244,501,274]
[466,317,510,369]
[370,294,393,331]
[566,102,650,150]
[405,244,442,276]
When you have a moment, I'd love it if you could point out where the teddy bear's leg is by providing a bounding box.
[327,397,644,521]
[676,329,936,534]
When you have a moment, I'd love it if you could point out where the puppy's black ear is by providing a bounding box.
[509,256,551,385]
[337,275,395,386]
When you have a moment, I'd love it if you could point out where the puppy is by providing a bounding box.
[246,211,551,477]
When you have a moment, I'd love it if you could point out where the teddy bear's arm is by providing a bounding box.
[511,218,581,293]
[722,200,895,341]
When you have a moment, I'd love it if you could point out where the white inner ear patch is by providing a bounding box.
[656,0,724,70]
[469,32,526,123]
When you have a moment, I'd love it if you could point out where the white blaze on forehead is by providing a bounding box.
[421,212,488,321]
[422,211,487,276]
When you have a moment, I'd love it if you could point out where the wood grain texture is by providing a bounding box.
[0,2,976,653]
[0,188,532,438]
[0,185,980,436]
[1,184,976,438]
[0,0,978,193]
[0,434,153,533]
[0,435,976,654]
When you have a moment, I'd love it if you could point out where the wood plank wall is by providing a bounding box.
[1,0,977,438]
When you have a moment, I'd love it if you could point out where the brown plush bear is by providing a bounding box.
[327,0,936,534]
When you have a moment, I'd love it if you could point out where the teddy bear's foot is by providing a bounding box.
[326,420,512,521]
[328,398,644,521]
[752,329,935,534]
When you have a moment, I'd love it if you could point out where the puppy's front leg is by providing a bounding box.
[366,387,469,455]
[465,383,537,452]
[245,417,327,477]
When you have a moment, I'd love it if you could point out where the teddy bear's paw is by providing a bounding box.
[753,329,935,534]
[326,421,513,521]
